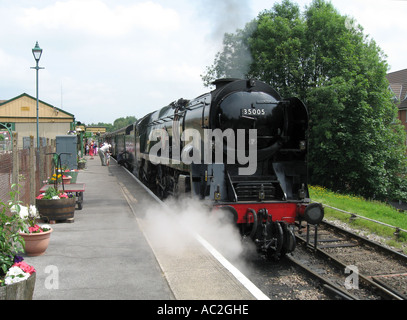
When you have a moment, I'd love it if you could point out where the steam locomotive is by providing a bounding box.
[104,78,324,259]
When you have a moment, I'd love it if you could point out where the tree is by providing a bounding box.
[87,122,113,132]
[112,116,137,131]
[201,0,407,201]
[87,116,137,133]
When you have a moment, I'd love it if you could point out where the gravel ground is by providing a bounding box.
[219,217,407,300]
[241,255,330,300]
[321,218,407,299]
[324,217,407,255]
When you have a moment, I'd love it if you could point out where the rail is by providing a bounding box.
[319,203,407,238]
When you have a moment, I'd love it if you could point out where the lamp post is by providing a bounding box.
[31,41,44,150]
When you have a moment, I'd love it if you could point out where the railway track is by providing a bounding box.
[129,177,407,300]
[292,220,407,300]
[118,160,407,300]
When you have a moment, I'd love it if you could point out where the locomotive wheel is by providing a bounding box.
[279,222,296,257]
[156,165,169,199]
[243,208,258,240]
[265,221,284,260]
[138,167,145,182]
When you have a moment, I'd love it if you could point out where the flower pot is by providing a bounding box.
[78,162,86,170]
[0,272,36,300]
[62,176,71,184]
[69,171,79,183]
[19,228,53,256]
[36,197,76,222]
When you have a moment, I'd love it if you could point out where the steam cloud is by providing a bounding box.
[197,0,255,79]
[141,196,255,264]
[200,0,253,42]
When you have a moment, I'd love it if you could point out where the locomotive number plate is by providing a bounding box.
[241,108,266,116]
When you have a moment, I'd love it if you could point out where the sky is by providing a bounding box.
[0,0,406,125]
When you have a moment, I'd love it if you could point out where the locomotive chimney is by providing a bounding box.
[212,78,239,89]
[212,78,257,90]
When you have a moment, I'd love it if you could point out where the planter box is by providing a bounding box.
[0,273,36,300]
[36,197,76,221]
[69,171,79,183]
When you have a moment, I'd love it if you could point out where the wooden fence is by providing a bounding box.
[0,133,55,206]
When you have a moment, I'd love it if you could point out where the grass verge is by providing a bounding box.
[309,185,407,253]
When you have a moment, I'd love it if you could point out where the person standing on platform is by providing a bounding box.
[93,142,97,157]
[98,142,111,166]
[89,141,94,159]
[89,141,93,159]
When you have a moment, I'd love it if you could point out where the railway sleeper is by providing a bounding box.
[296,235,406,300]
[298,223,358,250]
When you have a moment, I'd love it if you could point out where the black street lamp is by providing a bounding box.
[31,41,44,150]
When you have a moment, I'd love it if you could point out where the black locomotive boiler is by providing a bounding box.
[105,78,324,259]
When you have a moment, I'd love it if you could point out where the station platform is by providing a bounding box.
[24,155,264,300]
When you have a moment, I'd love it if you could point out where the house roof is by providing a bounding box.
[386,69,407,110]
[0,92,75,119]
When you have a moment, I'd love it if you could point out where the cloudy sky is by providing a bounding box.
[1,0,406,125]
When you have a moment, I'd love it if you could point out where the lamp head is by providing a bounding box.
[32,41,43,62]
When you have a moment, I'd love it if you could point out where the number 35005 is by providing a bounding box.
[241,108,266,116]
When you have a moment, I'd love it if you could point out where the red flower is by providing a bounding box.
[36,194,44,199]
[13,261,36,274]
[28,225,42,233]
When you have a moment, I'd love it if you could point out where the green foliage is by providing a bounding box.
[250,0,307,99]
[0,185,26,277]
[112,116,137,131]
[87,116,137,133]
[202,0,407,201]
[43,187,60,199]
[87,122,113,132]
[309,186,407,249]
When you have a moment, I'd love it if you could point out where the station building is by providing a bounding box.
[0,93,76,149]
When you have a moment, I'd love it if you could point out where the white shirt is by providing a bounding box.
[100,143,110,152]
